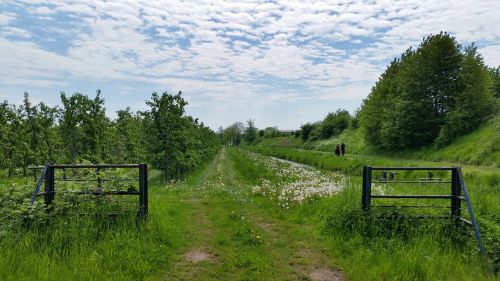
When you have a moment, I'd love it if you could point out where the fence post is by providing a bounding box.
[139,164,148,218]
[362,166,372,211]
[96,167,102,190]
[44,164,55,210]
[451,167,461,217]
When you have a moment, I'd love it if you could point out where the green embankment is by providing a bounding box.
[257,115,500,167]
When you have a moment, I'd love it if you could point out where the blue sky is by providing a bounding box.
[1,0,499,130]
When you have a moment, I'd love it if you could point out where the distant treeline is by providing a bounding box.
[0,92,219,179]
[219,120,302,146]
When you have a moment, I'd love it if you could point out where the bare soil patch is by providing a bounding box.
[184,249,215,263]
[309,268,345,281]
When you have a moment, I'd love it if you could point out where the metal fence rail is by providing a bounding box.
[362,165,486,257]
[29,163,148,217]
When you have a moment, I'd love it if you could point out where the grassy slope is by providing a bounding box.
[258,115,500,167]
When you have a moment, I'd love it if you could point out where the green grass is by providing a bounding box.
[1,147,499,280]
[257,136,304,148]
[230,148,498,280]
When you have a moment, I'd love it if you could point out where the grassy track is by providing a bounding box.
[1,147,498,280]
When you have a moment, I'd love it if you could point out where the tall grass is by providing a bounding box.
[237,147,499,278]
[0,177,191,280]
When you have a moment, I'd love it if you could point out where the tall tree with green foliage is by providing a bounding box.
[142,92,188,179]
[224,122,244,146]
[60,91,109,163]
[360,32,495,150]
[300,122,316,141]
[1,102,22,177]
[488,67,500,99]
[38,102,59,163]
[319,109,352,139]
[19,93,42,175]
[436,45,495,146]
[114,107,145,163]
[244,119,258,144]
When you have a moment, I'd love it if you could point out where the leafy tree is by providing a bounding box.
[489,67,500,99]
[360,32,495,150]
[224,122,244,146]
[60,91,109,163]
[244,119,257,144]
[0,90,219,180]
[142,92,187,179]
[436,45,495,146]
[217,126,224,142]
[114,108,145,163]
[319,109,352,139]
[38,102,59,163]
[263,126,279,138]
[300,122,315,141]
[0,101,11,175]
[1,102,22,177]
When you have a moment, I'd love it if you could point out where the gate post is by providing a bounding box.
[139,164,148,218]
[362,166,372,211]
[44,164,55,210]
[451,167,461,217]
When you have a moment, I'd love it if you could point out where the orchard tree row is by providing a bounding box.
[0,91,219,179]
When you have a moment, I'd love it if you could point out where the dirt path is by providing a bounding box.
[163,148,346,280]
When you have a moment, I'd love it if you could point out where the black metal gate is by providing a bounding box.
[29,164,148,218]
[362,166,486,256]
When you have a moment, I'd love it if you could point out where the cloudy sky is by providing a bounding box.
[1,0,499,129]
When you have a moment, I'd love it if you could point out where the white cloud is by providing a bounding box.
[0,0,499,128]
[480,45,500,67]
[0,12,15,25]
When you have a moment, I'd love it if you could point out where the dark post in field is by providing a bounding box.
[44,164,55,209]
[139,163,148,218]
[450,167,461,217]
[361,166,372,211]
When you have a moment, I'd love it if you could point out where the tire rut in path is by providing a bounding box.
[254,217,346,281]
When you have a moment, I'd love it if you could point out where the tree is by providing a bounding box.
[300,122,315,141]
[319,109,352,139]
[60,91,109,163]
[488,67,500,99]
[1,102,22,177]
[360,32,494,150]
[224,122,244,146]
[0,90,219,180]
[244,119,257,144]
[436,45,495,146]
[114,107,145,163]
[217,126,224,142]
[263,126,279,138]
[38,102,59,163]
[142,92,187,180]
[19,93,42,175]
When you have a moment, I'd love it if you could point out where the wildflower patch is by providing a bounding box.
[242,150,346,208]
